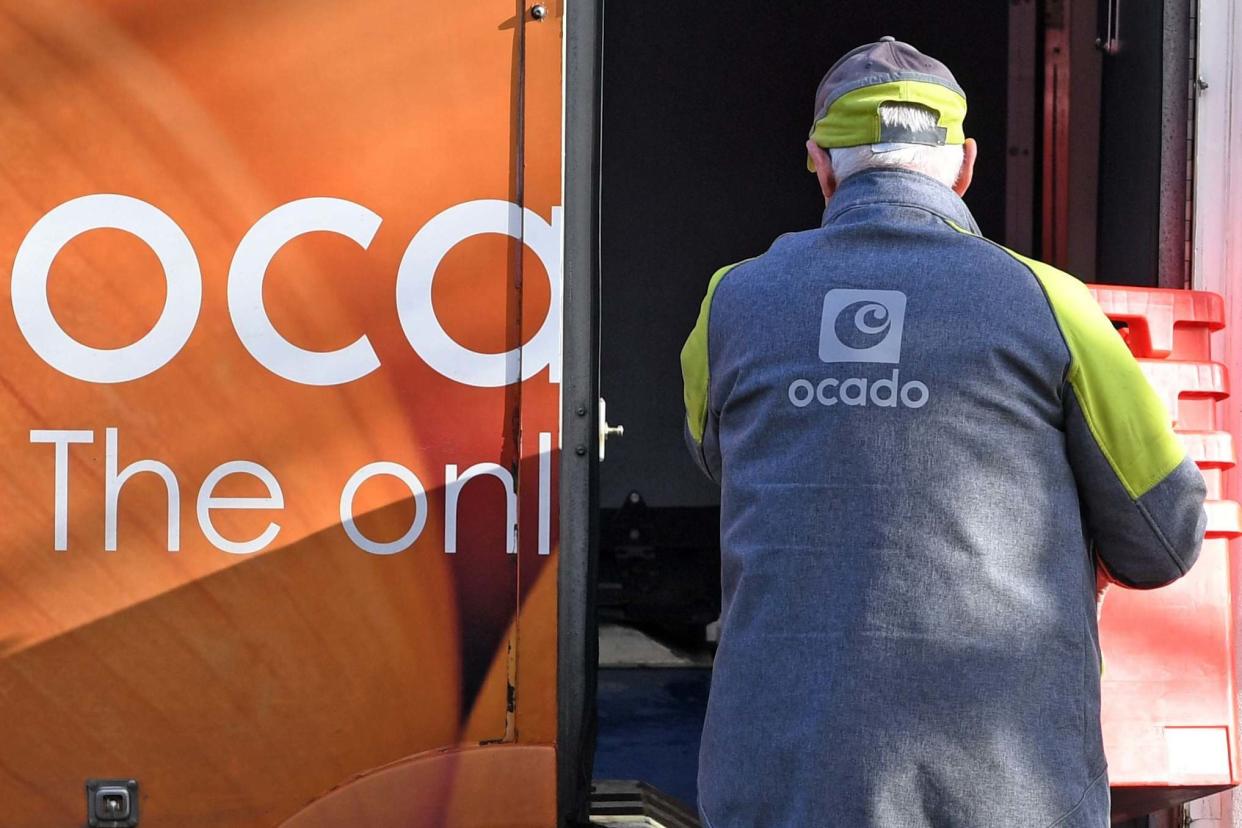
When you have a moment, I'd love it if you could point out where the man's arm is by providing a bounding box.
[680,261,747,484]
[1025,255,1207,588]
[683,417,720,483]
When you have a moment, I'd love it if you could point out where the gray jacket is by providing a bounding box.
[681,168,1207,827]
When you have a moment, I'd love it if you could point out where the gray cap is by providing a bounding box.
[808,37,967,154]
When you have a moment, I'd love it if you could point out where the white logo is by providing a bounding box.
[787,371,928,409]
[11,196,561,388]
[818,288,906,364]
[792,288,927,410]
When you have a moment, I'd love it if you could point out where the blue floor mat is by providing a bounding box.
[593,667,712,809]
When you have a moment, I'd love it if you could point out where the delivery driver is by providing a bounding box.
[681,38,1207,827]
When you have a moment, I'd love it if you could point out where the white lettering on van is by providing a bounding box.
[228,198,383,386]
[396,199,561,387]
[197,461,284,555]
[12,197,561,388]
[339,461,428,555]
[12,194,202,384]
[105,426,181,552]
[31,428,560,557]
[29,428,94,551]
[444,462,517,555]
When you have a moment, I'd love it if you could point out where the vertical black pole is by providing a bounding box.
[560,0,603,825]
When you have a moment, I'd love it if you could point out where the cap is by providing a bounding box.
[806,37,967,170]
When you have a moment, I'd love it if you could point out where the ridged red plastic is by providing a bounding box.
[1089,285,1224,360]
[1092,285,1239,819]
[1137,359,1229,430]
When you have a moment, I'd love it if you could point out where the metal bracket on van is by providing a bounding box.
[86,779,139,827]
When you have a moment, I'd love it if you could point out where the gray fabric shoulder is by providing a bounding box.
[707,229,819,311]
[943,226,1074,382]
[750,227,822,262]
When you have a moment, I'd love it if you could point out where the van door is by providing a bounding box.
[0,2,562,825]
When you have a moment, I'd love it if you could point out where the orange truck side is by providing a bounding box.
[0,2,563,825]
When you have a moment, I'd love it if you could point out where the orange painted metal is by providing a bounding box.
[1088,285,1240,819]
[279,744,557,828]
[0,2,564,826]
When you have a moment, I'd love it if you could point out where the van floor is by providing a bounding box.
[594,623,712,810]
[594,666,710,809]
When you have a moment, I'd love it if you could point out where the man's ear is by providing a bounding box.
[806,140,837,202]
[953,138,977,197]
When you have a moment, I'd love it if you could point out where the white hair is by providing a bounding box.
[827,102,964,188]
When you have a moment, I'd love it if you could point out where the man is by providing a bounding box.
[680,38,1207,827]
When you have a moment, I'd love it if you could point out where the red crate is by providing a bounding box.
[1091,285,1239,819]
[1136,359,1229,431]
[1088,286,1224,361]
[1101,538,1236,819]
[1179,431,1236,469]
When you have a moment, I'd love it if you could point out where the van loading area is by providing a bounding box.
[587,2,1231,825]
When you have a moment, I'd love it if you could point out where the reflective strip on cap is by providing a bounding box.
[808,79,967,152]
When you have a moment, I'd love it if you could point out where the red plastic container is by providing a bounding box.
[1136,359,1229,431]
[1089,285,1224,361]
[1088,285,1240,820]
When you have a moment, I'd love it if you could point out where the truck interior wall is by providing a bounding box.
[1095,0,1192,288]
[599,2,1013,511]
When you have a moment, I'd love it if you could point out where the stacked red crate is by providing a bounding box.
[1087,285,1240,820]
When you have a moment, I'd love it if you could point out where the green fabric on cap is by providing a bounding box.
[806,80,968,171]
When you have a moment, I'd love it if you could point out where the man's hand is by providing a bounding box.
[1096,562,1111,619]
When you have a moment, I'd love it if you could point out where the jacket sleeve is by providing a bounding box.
[1025,255,1207,588]
[680,262,745,484]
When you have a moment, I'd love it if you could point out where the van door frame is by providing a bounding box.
[559,0,605,824]
[1193,3,1242,819]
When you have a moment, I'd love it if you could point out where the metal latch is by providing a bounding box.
[599,397,624,461]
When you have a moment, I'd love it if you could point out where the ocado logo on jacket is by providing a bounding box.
[789,288,929,409]
[818,289,906,363]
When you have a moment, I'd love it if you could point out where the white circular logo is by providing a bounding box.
[12,194,202,384]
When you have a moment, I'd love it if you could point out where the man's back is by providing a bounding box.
[683,169,1206,826]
